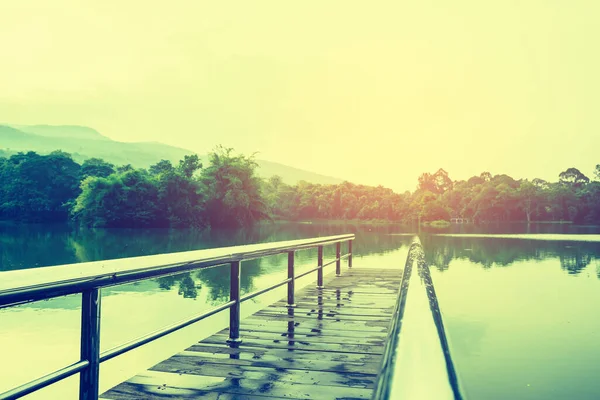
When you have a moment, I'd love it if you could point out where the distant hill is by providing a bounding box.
[254,159,342,185]
[0,124,343,185]
[8,124,109,141]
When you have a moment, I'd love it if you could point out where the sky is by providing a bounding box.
[1,1,599,192]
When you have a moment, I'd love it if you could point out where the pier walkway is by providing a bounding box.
[101,267,401,400]
[0,234,462,400]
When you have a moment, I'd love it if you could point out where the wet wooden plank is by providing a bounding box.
[238,325,388,339]
[108,371,373,399]
[243,316,391,330]
[152,354,377,387]
[202,335,384,354]
[270,300,395,311]
[102,268,401,400]
[184,345,383,369]
[263,306,394,318]
[240,317,391,332]
[205,331,385,348]
[254,311,392,322]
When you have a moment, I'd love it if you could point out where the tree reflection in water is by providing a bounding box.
[4,222,600,301]
[422,235,600,276]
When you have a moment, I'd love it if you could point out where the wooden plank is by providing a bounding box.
[184,345,383,369]
[202,335,384,355]
[250,311,393,323]
[238,325,388,339]
[102,384,305,400]
[207,330,386,347]
[242,314,392,331]
[111,371,373,399]
[267,303,395,313]
[101,267,400,400]
[271,300,395,311]
[254,308,389,321]
[287,293,399,300]
[274,296,397,305]
[151,353,377,387]
[277,291,400,299]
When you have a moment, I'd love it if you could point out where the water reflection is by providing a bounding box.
[0,222,412,303]
[422,235,600,277]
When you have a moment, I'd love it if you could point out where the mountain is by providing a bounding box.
[8,124,109,141]
[253,159,342,185]
[0,124,343,185]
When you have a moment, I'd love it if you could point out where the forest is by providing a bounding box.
[265,166,600,225]
[0,147,599,227]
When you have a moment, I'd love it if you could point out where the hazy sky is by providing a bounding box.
[1,1,599,191]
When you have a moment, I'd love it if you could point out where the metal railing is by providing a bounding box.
[372,237,463,400]
[0,234,355,400]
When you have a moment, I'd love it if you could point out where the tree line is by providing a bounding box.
[263,166,600,224]
[0,147,266,228]
[1,147,599,227]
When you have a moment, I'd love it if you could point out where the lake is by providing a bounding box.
[1,222,600,399]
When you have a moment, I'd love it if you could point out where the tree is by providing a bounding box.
[81,158,115,178]
[417,172,436,193]
[559,167,589,186]
[200,146,268,227]
[116,164,134,173]
[0,151,81,221]
[532,178,549,190]
[480,172,492,182]
[433,168,453,194]
[149,159,175,176]
[178,154,202,178]
[548,183,578,221]
[72,169,163,228]
[517,180,539,223]
[155,160,205,228]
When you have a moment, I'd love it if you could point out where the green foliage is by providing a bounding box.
[201,147,268,228]
[149,159,175,176]
[81,158,115,178]
[559,167,589,186]
[73,169,163,228]
[1,147,599,227]
[178,154,202,179]
[73,156,207,228]
[152,157,206,228]
[0,151,81,221]
[429,220,451,228]
[264,166,600,225]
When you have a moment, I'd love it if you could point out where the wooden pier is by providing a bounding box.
[101,267,402,400]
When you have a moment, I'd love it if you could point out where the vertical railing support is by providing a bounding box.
[228,261,241,343]
[348,240,353,268]
[336,242,341,276]
[80,288,101,400]
[287,251,296,307]
[317,245,324,289]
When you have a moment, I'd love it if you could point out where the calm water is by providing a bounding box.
[1,222,600,399]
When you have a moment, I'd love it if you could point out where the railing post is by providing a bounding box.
[317,245,324,289]
[287,251,296,308]
[80,288,101,400]
[228,261,241,343]
[348,240,353,268]
[336,242,341,276]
